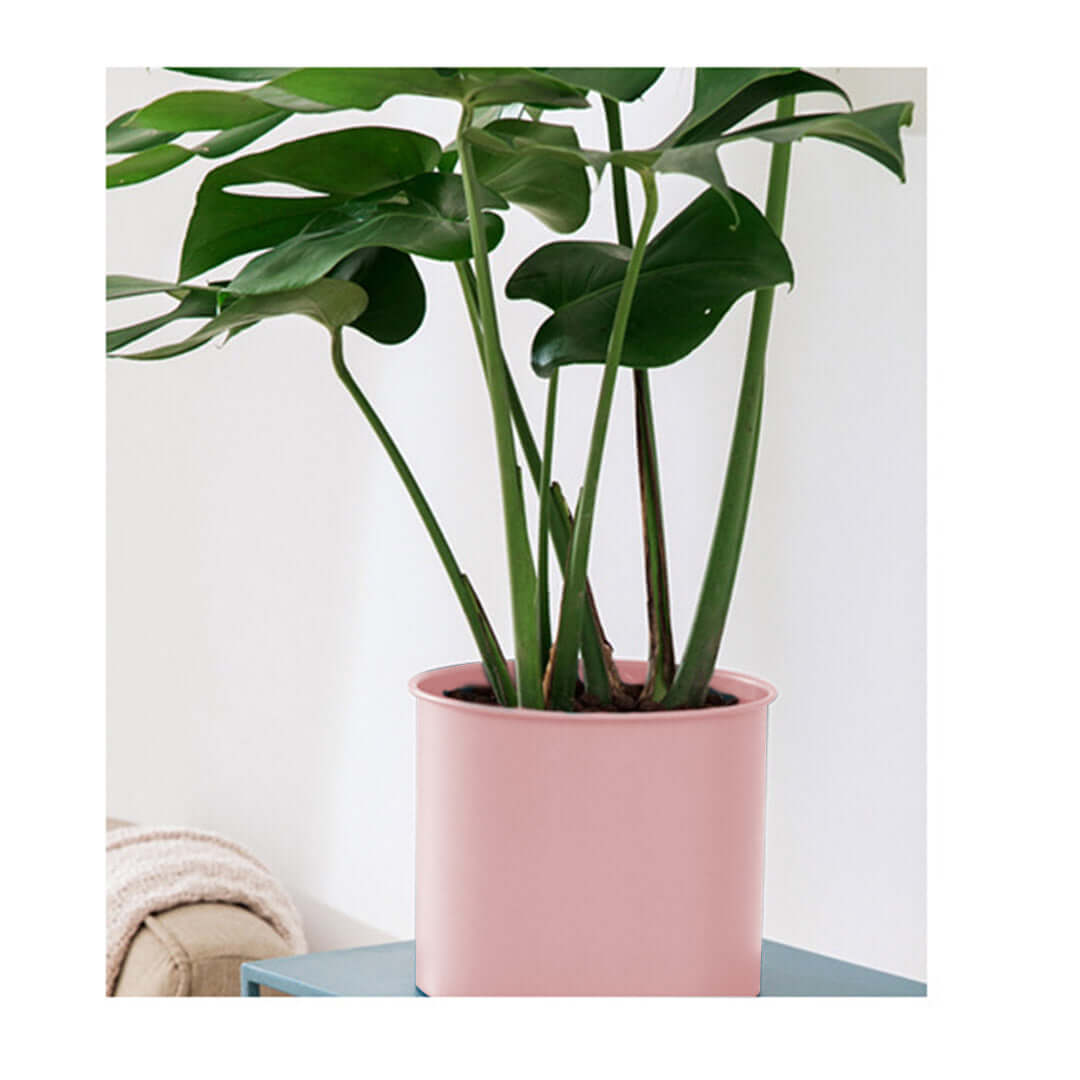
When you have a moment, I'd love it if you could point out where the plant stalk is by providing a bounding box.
[663,94,796,708]
[457,109,544,707]
[537,370,559,661]
[455,260,615,702]
[330,328,515,705]
[546,169,660,710]
[603,95,676,700]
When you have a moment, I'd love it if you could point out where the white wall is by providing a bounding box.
[107,68,926,979]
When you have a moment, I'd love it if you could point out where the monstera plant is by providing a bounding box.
[107,67,913,713]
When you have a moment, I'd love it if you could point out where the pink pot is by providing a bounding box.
[411,659,776,996]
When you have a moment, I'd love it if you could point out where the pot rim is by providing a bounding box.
[408,658,777,723]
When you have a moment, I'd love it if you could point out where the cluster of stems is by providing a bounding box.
[330,96,796,710]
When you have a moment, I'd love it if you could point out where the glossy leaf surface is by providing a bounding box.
[167,67,295,82]
[107,144,194,187]
[106,110,177,154]
[327,247,426,345]
[251,67,588,113]
[507,188,793,375]
[105,109,288,187]
[727,102,914,181]
[134,90,282,132]
[189,110,288,157]
[545,68,663,101]
[106,290,221,353]
[665,67,850,145]
[114,280,369,360]
[107,274,219,300]
[463,126,734,213]
[459,68,589,109]
[226,174,506,295]
[470,119,590,233]
[179,127,441,279]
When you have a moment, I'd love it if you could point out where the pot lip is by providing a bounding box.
[408,659,777,722]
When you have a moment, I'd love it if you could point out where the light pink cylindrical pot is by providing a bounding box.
[411,659,776,996]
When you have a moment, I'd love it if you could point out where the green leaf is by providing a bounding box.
[114,280,369,360]
[106,290,221,352]
[665,67,851,145]
[249,67,588,113]
[470,119,590,233]
[133,90,282,132]
[255,67,463,110]
[107,274,220,300]
[106,108,288,188]
[189,110,288,157]
[727,102,915,181]
[106,109,177,154]
[226,173,506,295]
[545,68,663,101]
[167,68,295,82]
[327,247,426,345]
[179,126,441,280]
[506,188,793,376]
[107,144,194,188]
[463,126,735,215]
[459,69,589,109]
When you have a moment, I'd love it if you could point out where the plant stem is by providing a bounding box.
[537,370,559,661]
[330,328,515,705]
[546,168,660,710]
[663,94,796,708]
[455,260,615,701]
[603,95,676,700]
[457,108,544,708]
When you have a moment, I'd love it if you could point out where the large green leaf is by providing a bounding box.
[105,108,288,187]
[179,126,441,280]
[665,67,851,145]
[113,280,369,360]
[189,110,288,157]
[133,90,282,132]
[254,67,460,110]
[458,69,590,109]
[249,67,589,112]
[725,102,915,181]
[106,290,221,353]
[106,109,177,154]
[470,119,589,233]
[167,67,295,82]
[506,188,793,376]
[463,125,735,216]
[107,144,194,187]
[226,173,507,295]
[327,247,426,345]
[545,68,663,101]
[106,274,220,300]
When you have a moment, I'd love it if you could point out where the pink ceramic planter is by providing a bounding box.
[411,659,776,996]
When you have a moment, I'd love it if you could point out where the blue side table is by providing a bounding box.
[242,940,925,997]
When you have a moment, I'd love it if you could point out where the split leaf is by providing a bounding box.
[507,188,793,376]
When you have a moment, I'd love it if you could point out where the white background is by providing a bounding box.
[106,67,926,978]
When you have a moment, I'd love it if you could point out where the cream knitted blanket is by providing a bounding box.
[106,826,307,995]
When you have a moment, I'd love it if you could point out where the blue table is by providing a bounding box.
[242,940,925,997]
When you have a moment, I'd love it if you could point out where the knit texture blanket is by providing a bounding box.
[106,826,307,995]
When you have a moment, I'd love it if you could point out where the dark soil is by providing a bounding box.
[444,681,738,712]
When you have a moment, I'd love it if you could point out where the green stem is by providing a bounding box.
[603,96,676,700]
[537,370,559,661]
[663,94,796,708]
[458,109,543,708]
[546,169,660,710]
[455,260,614,701]
[330,328,515,705]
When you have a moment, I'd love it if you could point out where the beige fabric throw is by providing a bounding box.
[106,826,307,995]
